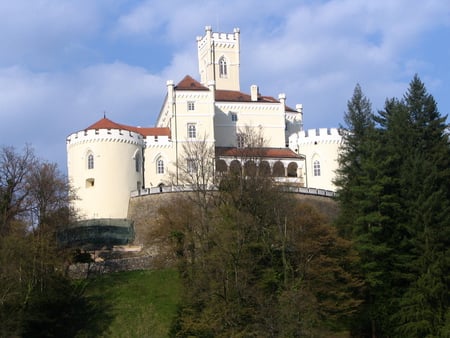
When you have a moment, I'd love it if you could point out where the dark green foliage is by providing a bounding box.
[335,76,450,336]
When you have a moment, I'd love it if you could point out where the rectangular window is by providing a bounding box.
[313,160,321,176]
[231,113,238,122]
[187,101,195,111]
[237,134,245,148]
[187,159,197,173]
[187,123,197,139]
[157,159,164,174]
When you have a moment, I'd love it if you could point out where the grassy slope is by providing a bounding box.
[80,269,180,338]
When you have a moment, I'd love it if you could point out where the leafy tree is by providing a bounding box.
[162,167,362,337]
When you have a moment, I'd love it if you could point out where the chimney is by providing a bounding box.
[251,85,259,101]
[278,93,286,106]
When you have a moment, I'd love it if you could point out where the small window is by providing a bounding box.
[86,178,95,188]
[313,160,321,176]
[187,124,197,139]
[231,113,238,122]
[87,154,94,170]
[187,101,195,111]
[219,57,227,78]
[157,159,164,174]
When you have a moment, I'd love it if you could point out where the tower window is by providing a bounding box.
[313,160,321,176]
[187,101,195,111]
[187,123,197,139]
[219,57,227,78]
[157,159,164,174]
[87,154,94,170]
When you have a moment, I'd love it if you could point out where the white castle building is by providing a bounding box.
[66,26,342,221]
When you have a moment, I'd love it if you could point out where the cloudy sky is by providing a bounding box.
[1,0,449,172]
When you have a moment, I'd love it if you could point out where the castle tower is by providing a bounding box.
[197,26,240,91]
[288,128,343,191]
[66,118,145,220]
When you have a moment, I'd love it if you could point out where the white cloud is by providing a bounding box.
[1,0,450,171]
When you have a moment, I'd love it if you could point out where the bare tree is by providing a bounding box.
[0,145,37,235]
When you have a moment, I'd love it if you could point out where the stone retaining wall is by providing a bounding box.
[68,255,155,279]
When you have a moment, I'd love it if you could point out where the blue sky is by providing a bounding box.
[1,0,449,172]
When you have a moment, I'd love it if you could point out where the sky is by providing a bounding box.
[1,0,449,173]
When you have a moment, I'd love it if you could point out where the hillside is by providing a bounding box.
[128,191,339,250]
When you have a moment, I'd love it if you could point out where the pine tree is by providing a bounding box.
[391,75,450,337]
[337,76,450,336]
[335,84,376,238]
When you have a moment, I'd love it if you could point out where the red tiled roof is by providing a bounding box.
[215,147,304,159]
[85,117,171,137]
[215,90,298,113]
[174,75,300,113]
[175,75,209,90]
[215,89,280,103]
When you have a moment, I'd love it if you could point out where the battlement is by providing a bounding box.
[197,26,240,49]
[66,128,144,146]
[289,128,342,146]
[144,135,171,146]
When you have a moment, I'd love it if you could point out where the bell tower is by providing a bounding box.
[197,26,240,91]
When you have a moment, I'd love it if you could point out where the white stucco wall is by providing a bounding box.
[67,129,144,219]
[289,128,342,191]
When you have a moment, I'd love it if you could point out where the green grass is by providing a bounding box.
[79,269,181,338]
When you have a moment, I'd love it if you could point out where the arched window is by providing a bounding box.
[313,160,321,176]
[229,160,241,174]
[259,161,271,176]
[244,160,257,177]
[287,162,298,177]
[272,161,285,177]
[215,159,227,173]
[157,159,164,174]
[87,153,94,170]
[219,57,227,78]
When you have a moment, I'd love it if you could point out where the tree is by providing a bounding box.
[0,145,105,337]
[391,75,450,337]
[162,163,362,336]
[334,84,376,238]
[0,144,37,235]
[335,76,450,336]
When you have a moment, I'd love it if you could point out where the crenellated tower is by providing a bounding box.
[197,26,241,91]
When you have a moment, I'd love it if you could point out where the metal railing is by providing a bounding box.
[131,185,335,198]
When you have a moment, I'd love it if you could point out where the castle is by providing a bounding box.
[66,26,342,221]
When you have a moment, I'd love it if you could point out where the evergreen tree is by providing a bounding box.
[391,75,450,337]
[335,84,376,238]
[336,76,450,336]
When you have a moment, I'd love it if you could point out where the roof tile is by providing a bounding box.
[215,147,303,159]
[85,117,171,137]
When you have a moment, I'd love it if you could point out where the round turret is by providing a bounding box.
[67,118,144,219]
